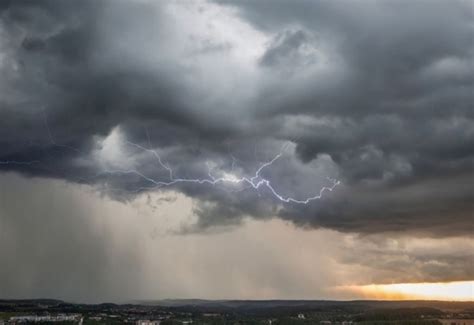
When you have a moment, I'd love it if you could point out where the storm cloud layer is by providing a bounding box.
[0,0,473,237]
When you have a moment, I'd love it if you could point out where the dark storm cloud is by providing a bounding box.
[195,0,474,235]
[0,0,473,237]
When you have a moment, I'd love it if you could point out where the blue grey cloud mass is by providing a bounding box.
[0,0,473,237]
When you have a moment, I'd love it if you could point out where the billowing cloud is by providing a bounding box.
[0,0,472,239]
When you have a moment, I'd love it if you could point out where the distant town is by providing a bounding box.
[0,299,473,324]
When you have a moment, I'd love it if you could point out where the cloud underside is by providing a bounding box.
[0,0,473,237]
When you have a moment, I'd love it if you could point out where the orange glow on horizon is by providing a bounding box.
[338,281,474,301]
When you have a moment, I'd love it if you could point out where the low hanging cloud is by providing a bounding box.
[0,0,473,237]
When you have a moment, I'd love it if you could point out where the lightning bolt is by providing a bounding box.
[2,113,340,204]
[101,141,340,204]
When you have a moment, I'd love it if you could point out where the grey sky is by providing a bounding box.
[0,0,472,301]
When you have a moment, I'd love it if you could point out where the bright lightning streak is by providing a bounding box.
[2,114,340,204]
[101,141,340,204]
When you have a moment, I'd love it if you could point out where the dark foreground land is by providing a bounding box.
[0,299,473,324]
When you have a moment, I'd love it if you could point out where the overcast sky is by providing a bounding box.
[0,0,473,302]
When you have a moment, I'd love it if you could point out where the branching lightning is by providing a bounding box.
[101,141,340,204]
[2,113,340,204]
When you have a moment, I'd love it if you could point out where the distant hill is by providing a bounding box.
[1,298,473,313]
[134,299,474,312]
[0,299,63,306]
